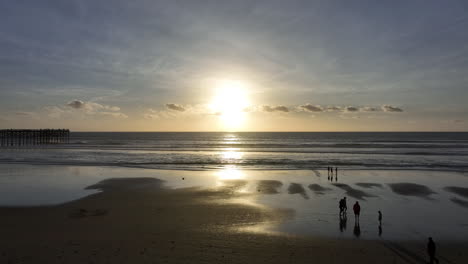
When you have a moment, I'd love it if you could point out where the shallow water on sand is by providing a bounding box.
[1,164,467,241]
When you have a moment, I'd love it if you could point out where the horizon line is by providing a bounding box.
[63,130,468,133]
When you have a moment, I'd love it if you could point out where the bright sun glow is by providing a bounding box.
[209,79,250,130]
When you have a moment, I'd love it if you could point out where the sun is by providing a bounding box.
[209,79,250,129]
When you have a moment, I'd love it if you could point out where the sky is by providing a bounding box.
[1,0,468,131]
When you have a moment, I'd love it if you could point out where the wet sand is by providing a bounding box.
[388,183,436,199]
[1,176,468,264]
[332,183,376,200]
[444,186,468,198]
[308,183,332,195]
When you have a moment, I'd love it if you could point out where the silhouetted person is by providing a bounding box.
[427,237,439,264]
[353,201,361,223]
[353,222,361,237]
[339,198,343,214]
[339,213,347,232]
[339,198,346,215]
[335,167,338,177]
[343,197,347,213]
[378,210,383,236]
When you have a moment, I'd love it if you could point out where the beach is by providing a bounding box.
[1,165,468,263]
[1,132,468,263]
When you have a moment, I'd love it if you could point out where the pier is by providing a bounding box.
[0,129,70,147]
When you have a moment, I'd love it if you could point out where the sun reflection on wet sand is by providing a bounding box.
[216,166,246,180]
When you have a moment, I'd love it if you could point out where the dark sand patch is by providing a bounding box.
[256,180,283,194]
[450,197,468,208]
[332,183,375,200]
[69,208,109,219]
[221,180,248,192]
[288,183,309,199]
[308,184,332,195]
[355,183,383,189]
[86,177,164,191]
[388,183,436,199]
[444,186,468,198]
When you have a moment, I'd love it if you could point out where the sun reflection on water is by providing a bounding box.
[221,148,243,160]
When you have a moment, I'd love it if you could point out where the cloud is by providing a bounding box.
[99,112,128,119]
[326,106,342,112]
[143,108,161,120]
[66,100,85,109]
[143,108,178,119]
[15,111,37,117]
[361,106,379,112]
[66,99,121,112]
[344,106,359,112]
[12,111,40,120]
[56,99,128,119]
[300,104,324,112]
[382,105,403,112]
[165,103,186,112]
[262,105,290,112]
[44,106,66,119]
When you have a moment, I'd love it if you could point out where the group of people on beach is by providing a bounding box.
[339,196,361,222]
[337,196,438,263]
[338,196,363,236]
[327,166,338,181]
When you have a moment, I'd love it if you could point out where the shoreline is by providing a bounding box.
[1,160,468,173]
[1,176,468,263]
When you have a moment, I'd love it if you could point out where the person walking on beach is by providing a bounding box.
[427,237,439,264]
[353,201,361,223]
[339,198,344,215]
[343,197,347,213]
[378,210,382,226]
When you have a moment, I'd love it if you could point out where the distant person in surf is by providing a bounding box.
[378,210,382,225]
[353,201,361,223]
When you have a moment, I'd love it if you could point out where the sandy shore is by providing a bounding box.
[1,177,467,264]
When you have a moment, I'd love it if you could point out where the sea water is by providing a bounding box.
[1,132,467,171]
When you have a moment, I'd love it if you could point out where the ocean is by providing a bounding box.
[1,132,467,171]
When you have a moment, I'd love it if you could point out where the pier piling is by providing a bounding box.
[0,129,70,147]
